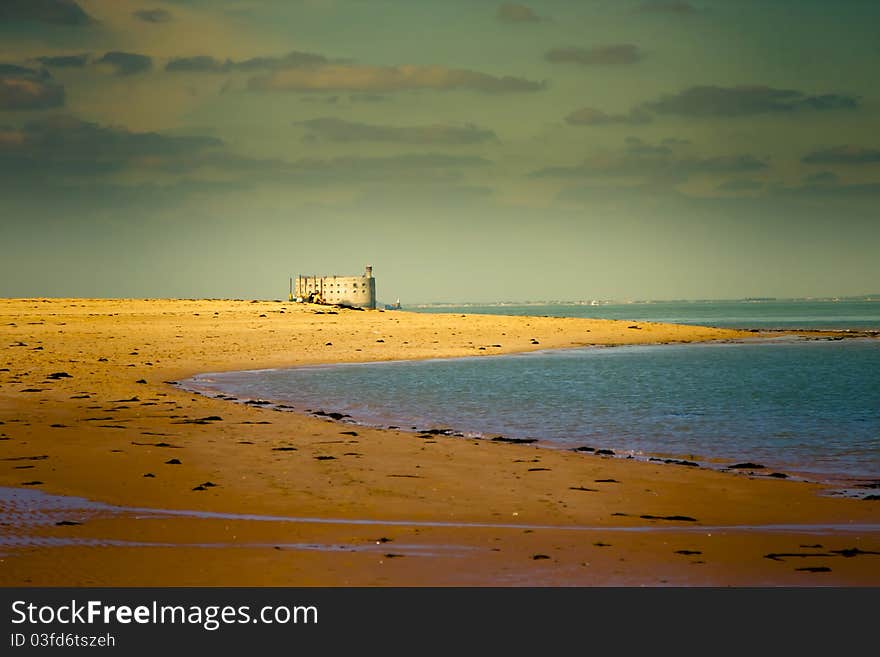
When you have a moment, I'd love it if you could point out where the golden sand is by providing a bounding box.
[0,298,877,585]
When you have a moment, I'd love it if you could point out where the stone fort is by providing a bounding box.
[294,265,377,309]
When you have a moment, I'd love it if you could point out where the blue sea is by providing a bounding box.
[184,301,880,484]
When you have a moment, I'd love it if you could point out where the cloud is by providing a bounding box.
[531,150,767,181]
[497,3,541,23]
[3,114,220,157]
[0,115,221,180]
[354,183,493,208]
[717,179,764,192]
[0,64,49,78]
[0,65,64,111]
[642,85,858,117]
[177,152,492,185]
[0,79,64,111]
[565,106,651,125]
[134,9,172,23]
[349,94,388,103]
[97,51,153,76]
[204,153,492,190]
[235,51,334,72]
[546,45,641,66]
[0,114,488,190]
[165,51,332,73]
[167,52,541,94]
[165,55,228,73]
[0,0,92,25]
[773,179,880,199]
[798,95,859,111]
[802,145,880,165]
[300,96,339,105]
[287,153,490,181]
[296,117,496,144]
[249,64,544,94]
[35,54,90,68]
[673,154,768,174]
[637,1,696,13]
[624,136,671,156]
[802,171,839,185]
[555,182,680,204]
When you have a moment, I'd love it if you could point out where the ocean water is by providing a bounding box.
[407,299,880,330]
[186,338,880,483]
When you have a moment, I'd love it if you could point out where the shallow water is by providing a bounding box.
[2,487,877,544]
[185,339,880,483]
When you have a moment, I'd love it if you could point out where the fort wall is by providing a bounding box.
[295,266,376,309]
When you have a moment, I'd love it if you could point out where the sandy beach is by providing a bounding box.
[1,298,877,586]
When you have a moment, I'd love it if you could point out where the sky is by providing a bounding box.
[1,0,878,303]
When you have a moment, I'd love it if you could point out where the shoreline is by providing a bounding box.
[177,335,880,491]
[177,389,877,497]
[1,298,878,586]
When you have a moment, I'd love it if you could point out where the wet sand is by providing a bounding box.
[1,298,878,586]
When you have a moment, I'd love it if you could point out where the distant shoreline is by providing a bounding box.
[408,296,880,307]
